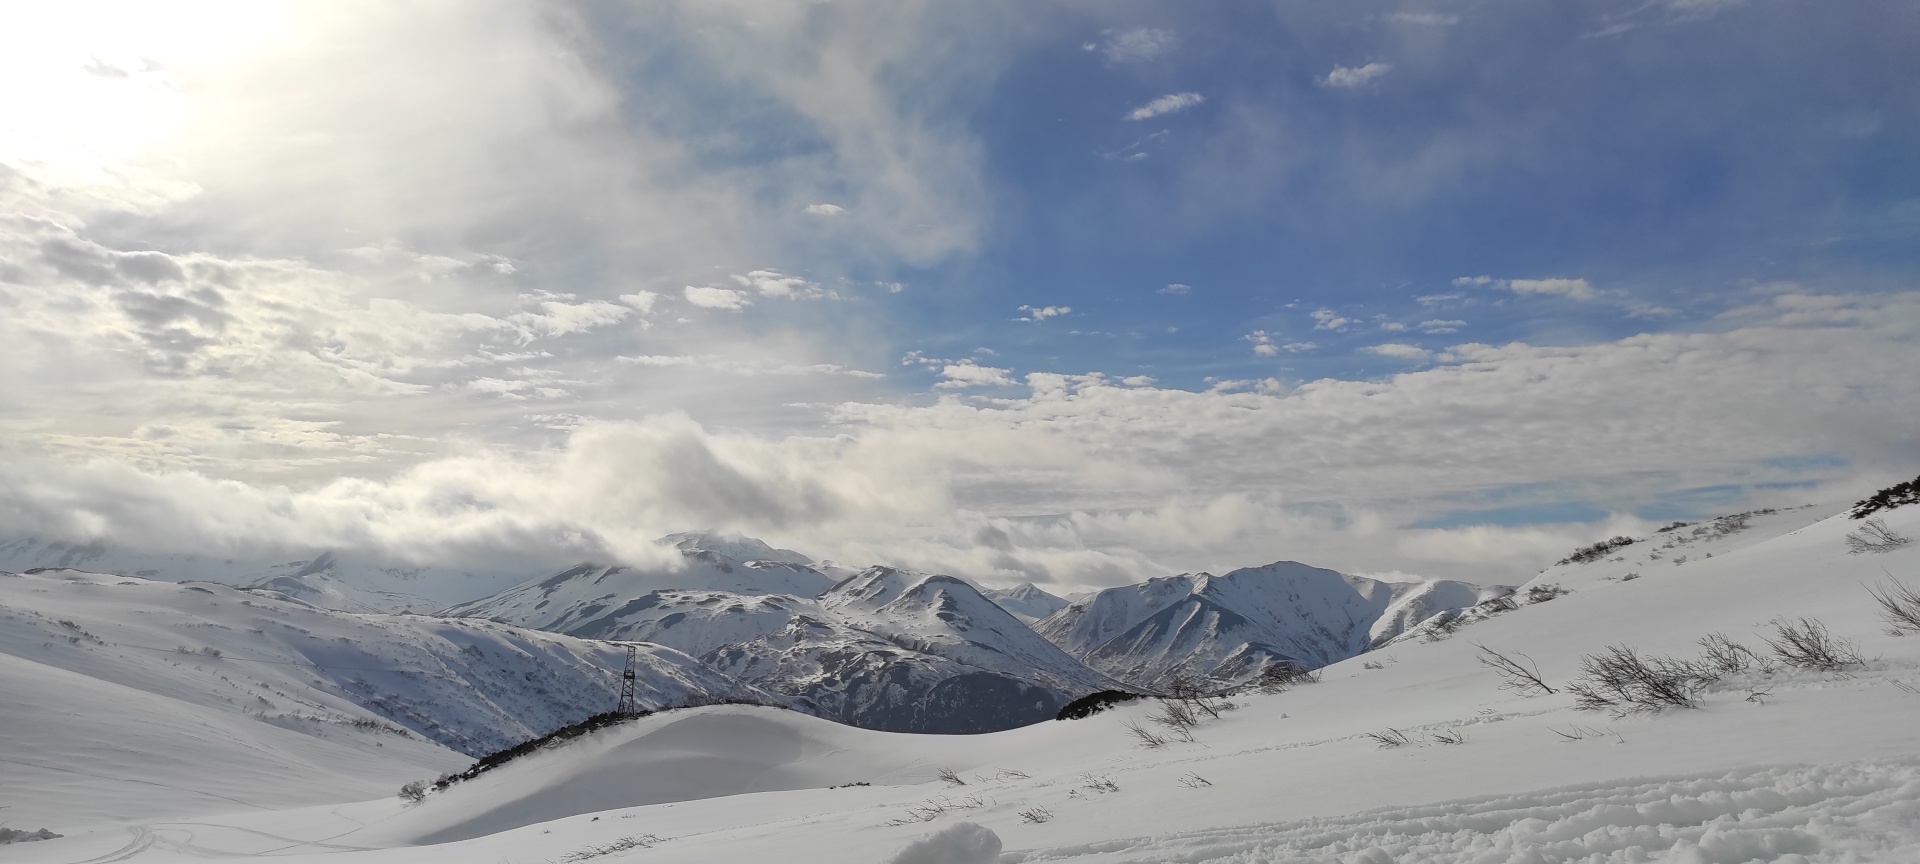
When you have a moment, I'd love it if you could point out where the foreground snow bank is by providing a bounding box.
[1005,759,1920,863]
[885,822,1002,864]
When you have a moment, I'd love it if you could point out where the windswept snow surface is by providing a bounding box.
[10,503,1920,863]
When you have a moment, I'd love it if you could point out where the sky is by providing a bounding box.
[0,0,1915,590]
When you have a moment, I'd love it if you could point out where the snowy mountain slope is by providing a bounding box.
[479,568,1123,732]
[1037,563,1493,687]
[1521,504,1826,593]
[980,582,1069,622]
[10,503,1920,863]
[440,550,834,632]
[0,569,776,826]
[0,537,523,612]
[660,530,816,567]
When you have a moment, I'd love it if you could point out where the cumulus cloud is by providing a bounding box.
[1322,62,1392,88]
[732,270,831,299]
[1159,283,1192,295]
[1126,92,1205,121]
[618,291,660,314]
[1311,309,1354,331]
[2,290,1915,588]
[1245,330,1279,357]
[1506,278,1596,300]
[684,286,752,310]
[935,361,1015,388]
[1419,319,1466,334]
[1017,304,1071,321]
[1364,343,1434,361]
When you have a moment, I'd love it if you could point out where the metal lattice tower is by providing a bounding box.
[615,644,639,715]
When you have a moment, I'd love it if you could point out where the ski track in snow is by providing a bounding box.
[1006,760,1920,864]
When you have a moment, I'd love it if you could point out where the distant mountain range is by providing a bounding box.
[0,529,1501,734]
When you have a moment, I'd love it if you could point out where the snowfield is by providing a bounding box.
[4,503,1919,862]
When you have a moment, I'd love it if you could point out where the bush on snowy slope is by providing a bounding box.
[0,827,63,844]
[1558,536,1637,566]
[1849,473,1920,519]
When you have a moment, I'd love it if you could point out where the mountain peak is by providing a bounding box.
[657,531,814,567]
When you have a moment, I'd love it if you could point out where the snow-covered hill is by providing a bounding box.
[981,582,1070,622]
[0,568,776,827]
[1522,505,1826,593]
[1036,562,1497,687]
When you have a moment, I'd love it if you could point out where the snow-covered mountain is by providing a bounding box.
[449,564,1121,733]
[1036,562,1498,687]
[0,566,780,825]
[980,582,1069,622]
[440,534,836,633]
[13,499,1911,863]
[0,537,523,612]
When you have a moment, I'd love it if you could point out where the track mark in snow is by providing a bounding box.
[1004,760,1920,863]
[64,827,155,864]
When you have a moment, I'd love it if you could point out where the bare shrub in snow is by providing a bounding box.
[1144,699,1198,743]
[1764,617,1863,670]
[1867,578,1920,634]
[936,767,966,787]
[1252,663,1321,694]
[889,795,987,825]
[1430,728,1468,745]
[1076,773,1119,794]
[1365,728,1415,748]
[1123,717,1169,749]
[559,834,660,861]
[397,780,427,804]
[1567,645,1710,716]
[1846,518,1912,554]
[1559,537,1636,565]
[1474,642,1558,695]
[1526,584,1571,604]
[1018,807,1052,824]
[1178,772,1213,788]
[1696,633,1772,676]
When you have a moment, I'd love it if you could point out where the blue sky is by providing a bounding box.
[0,1,1915,588]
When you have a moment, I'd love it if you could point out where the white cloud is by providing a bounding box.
[803,203,845,216]
[879,281,906,294]
[1245,330,1279,357]
[1380,321,1410,332]
[732,270,830,300]
[1419,319,1466,334]
[618,291,660,314]
[1159,283,1192,296]
[1506,278,1596,301]
[1452,276,1494,287]
[1417,292,1466,306]
[683,286,752,310]
[1126,92,1205,121]
[935,361,1015,389]
[1282,341,1318,353]
[1311,309,1353,331]
[1364,343,1434,361]
[1322,62,1393,88]
[506,297,633,340]
[1017,304,1071,321]
[1097,28,1175,64]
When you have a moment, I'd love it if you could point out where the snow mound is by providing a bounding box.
[886,822,1002,864]
[1003,760,1920,863]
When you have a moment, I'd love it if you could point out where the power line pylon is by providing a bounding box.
[615,644,639,715]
